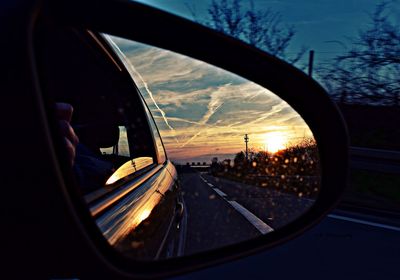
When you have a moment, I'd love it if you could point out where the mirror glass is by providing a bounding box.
[97,35,321,259]
[47,27,321,260]
[37,21,322,261]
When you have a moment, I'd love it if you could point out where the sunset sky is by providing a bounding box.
[108,37,314,163]
[102,0,400,163]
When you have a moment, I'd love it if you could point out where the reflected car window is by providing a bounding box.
[144,104,167,164]
[35,26,161,197]
[100,126,130,157]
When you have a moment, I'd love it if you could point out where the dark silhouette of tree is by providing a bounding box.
[232,151,246,174]
[233,151,246,166]
[320,1,400,106]
[187,0,306,65]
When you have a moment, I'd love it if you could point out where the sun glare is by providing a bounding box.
[264,132,287,154]
[138,209,152,224]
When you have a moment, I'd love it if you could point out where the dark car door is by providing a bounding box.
[35,23,184,260]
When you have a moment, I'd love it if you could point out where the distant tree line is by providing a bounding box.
[210,139,320,197]
[319,1,400,106]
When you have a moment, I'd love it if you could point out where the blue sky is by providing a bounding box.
[135,0,400,67]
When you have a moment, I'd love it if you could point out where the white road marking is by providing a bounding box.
[200,176,207,183]
[213,188,227,197]
[228,201,274,234]
[202,175,274,234]
[328,214,400,232]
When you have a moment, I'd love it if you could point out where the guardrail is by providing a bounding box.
[349,146,400,174]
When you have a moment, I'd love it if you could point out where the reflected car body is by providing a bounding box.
[98,161,183,259]
[35,22,185,260]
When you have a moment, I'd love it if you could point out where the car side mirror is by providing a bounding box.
[44,0,349,278]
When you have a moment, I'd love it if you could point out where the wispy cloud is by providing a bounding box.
[112,38,314,162]
[106,37,180,143]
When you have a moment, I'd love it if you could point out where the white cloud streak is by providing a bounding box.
[109,37,314,162]
[105,36,179,143]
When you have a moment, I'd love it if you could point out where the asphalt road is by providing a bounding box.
[201,173,314,228]
[174,169,400,280]
[175,208,400,280]
[180,170,260,256]
[180,168,314,255]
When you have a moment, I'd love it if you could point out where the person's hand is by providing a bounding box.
[56,103,79,166]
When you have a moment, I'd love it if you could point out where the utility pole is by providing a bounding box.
[308,50,314,77]
[244,134,249,161]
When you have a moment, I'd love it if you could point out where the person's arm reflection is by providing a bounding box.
[56,102,79,166]
[56,102,113,193]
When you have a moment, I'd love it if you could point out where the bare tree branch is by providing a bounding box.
[319,1,400,106]
[198,0,306,65]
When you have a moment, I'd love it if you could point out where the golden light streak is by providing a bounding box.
[138,208,152,224]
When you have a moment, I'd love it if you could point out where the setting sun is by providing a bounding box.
[264,132,287,153]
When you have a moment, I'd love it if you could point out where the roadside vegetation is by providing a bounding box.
[210,139,320,198]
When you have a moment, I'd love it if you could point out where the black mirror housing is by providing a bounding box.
[1,0,349,278]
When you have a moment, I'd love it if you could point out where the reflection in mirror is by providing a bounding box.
[74,121,155,201]
[53,25,321,261]
[100,34,321,259]
[105,157,154,185]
